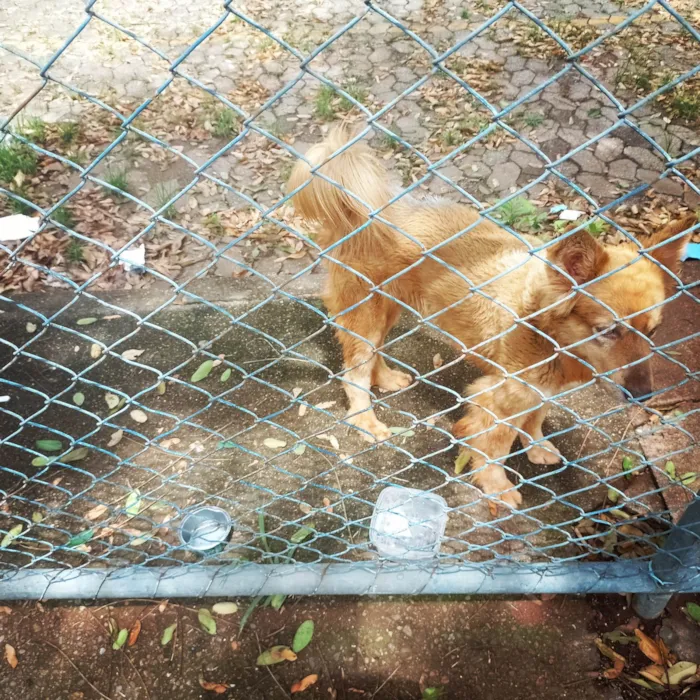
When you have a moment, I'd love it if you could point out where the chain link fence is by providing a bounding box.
[0,0,699,600]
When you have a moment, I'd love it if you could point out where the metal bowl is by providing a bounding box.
[179,506,232,551]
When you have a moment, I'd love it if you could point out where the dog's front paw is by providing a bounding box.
[526,440,562,465]
[347,412,391,443]
[375,368,413,393]
[475,471,522,509]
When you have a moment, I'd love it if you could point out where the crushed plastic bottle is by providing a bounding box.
[370,486,447,560]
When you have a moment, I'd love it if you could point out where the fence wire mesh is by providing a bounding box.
[0,0,699,599]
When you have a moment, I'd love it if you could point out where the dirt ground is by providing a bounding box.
[1,593,700,699]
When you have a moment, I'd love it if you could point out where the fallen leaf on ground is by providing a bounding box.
[264,438,287,449]
[73,392,85,406]
[198,608,216,635]
[595,638,626,678]
[314,401,336,410]
[298,404,307,417]
[156,381,166,395]
[5,644,17,668]
[270,594,286,610]
[90,344,102,359]
[85,504,108,521]
[685,602,700,623]
[293,444,306,456]
[667,661,697,685]
[291,674,318,693]
[199,676,229,694]
[292,387,302,398]
[107,430,123,447]
[124,490,141,516]
[640,664,668,684]
[127,620,141,646]
[105,393,120,410]
[161,622,176,646]
[212,602,238,615]
[36,439,62,452]
[112,628,128,650]
[130,409,148,424]
[77,317,98,326]
[66,529,93,548]
[26,322,36,333]
[454,450,470,475]
[292,620,314,653]
[257,645,297,665]
[122,349,145,361]
[635,629,663,665]
[220,368,232,382]
[191,360,214,383]
[1,524,22,549]
[63,447,88,462]
[433,353,443,368]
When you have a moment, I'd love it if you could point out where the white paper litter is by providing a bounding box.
[118,244,145,272]
[0,214,40,242]
[558,209,584,221]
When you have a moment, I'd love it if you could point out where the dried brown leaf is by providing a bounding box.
[5,644,17,669]
[127,619,141,647]
[199,675,229,694]
[291,674,319,693]
[635,629,663,665]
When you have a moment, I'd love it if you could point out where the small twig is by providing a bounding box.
[30,639,114,700]
[370,666,400,699]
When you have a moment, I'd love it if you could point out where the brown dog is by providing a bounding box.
[288,126,695,507]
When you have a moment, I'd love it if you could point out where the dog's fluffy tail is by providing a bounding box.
[287,126,397,243]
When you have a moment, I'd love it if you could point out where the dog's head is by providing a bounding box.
[544,215,696,400]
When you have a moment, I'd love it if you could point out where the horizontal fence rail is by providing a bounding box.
[0,0,699,600]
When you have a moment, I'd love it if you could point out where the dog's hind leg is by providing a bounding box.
[372,303,413,393]
[519,405,562,465]
[331,292,397,443]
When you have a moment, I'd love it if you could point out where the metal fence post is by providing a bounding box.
[633,497,700,619]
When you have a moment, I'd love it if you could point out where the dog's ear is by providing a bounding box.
[648,215,696,275]
[547,229,607,286]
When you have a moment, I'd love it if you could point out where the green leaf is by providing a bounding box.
[198,608,216,635]
[389,426,415,438]
[685,602,700,623]
[422,688,445,700]
[218,441,237,449]
[667,661,697,685]
[607,488,620,504]
[36,439,63,452]
[1,524,23,548]
[290,524,314,544]
[665,460,677,480]
[31,511,44,524]
[32,456,53,467]
[73,392,85,406]
[212,602,238,616]
[622,456,636,479]
[292,619,314,653]
[112,628,128,650]
[220,368,232,383]
[125,490,141,516]
[77,317,98,326]
[156,381,166,395]
[66,529,93,548]
[239,595,263,637]
[602,630,638,644]
[270,594,286,611]
[191,360,214,383]
[293,443,306,456]
[454,450,470,475]
[161,622,177,646]
[105,392,120,410]
[680,472,697,486]
[63,447,88,462]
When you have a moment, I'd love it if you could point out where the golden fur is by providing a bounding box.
[288,126,695,507]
